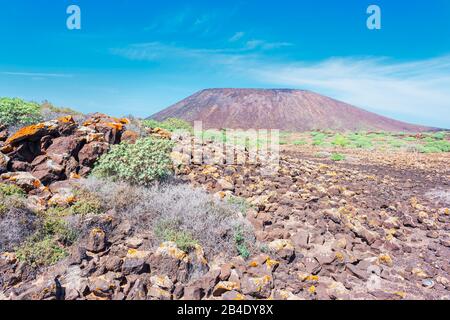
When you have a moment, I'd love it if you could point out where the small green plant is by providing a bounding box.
[70,190,103,216]
[154,220,198,252]
[332,134,349,147]
[0,97,42,127]
[92,137,174,186]
[234,226,251,259]
[0,183,25,197]
[16,236,68,267]
[15,215,77,267]
[227,196,252,216]
[331,153,345,161]
[293,140,307,146]
[41,217,78,245]
[432,132,446,140]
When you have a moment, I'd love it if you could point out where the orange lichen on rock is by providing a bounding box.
[58,115,75,124]
[6,123,46,145]
[105,122,124,131]
[32,179,42,188]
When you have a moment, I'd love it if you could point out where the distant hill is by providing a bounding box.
[150,88,434,132]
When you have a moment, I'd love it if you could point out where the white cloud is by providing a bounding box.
[229,32,245,42]
[244,56,450,127]
[1,71,73,78]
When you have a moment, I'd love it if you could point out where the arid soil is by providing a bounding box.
[177,145,450,300]
[0,118,448,300]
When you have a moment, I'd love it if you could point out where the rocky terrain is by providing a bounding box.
[0,113,449,300]
[151,89,435,132]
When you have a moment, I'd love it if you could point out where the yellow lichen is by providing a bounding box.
[308,285,316,294]
[335,252,345,262]
[379,254,393,266]
[265,258,280,270]
[393,291,406,299]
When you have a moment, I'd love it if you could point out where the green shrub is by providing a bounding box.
[331,153,345,161]
[389,139,405,148]
[0,97,42,127]
[15,215,77,267]
[332,134,349,147]
[155,220,198,252]
[0,183,25,197]
[16,236,68,267]
[41,218,78,245]
[432,132,446,140]
[92,137,174,186]
[352,137,373,149]
[226,196,252,216]
[422,140,450,153]
[143,118,192,132]
[70,190,103,215]
[293,140,307,146]
[234,226,251,259]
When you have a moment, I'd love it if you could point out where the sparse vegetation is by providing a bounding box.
[226,195,252,216]
[143,118,193,133]
[80,178,256,257]
[155,220,199,252]
[16,236,68,267]
[281,130,450,153]
[0,183,26,197]
[331,153,346,161]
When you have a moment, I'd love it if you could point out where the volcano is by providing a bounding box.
[150,89,433,132]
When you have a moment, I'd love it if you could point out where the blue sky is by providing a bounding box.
[0,0,449,127]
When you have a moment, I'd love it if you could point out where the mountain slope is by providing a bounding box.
[150,89,433,132]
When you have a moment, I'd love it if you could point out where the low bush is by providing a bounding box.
[422,140,450,153]
[16,236,68,267]
[0,188,38,252]
[226,196,252,216]
[154,220,199,252]
[40,100,83,122]
[234,226,251,259]
[332,134,349,147]
[331,153,345,161]
[0,97,42,128]
[0,183,26,197]
[69,189,104,215]
[92,137,174,186]
[81,178,256,257]
[15,215,78,267]
[293,140,307,146]
[432,132,446,140]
